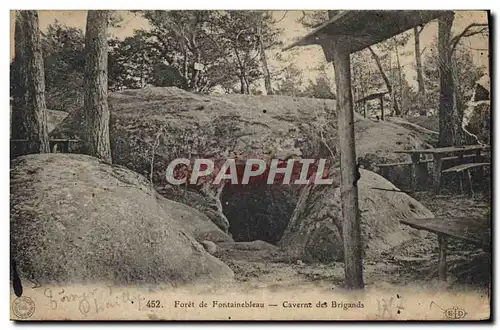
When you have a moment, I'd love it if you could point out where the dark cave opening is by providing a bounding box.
[220,183,301,244]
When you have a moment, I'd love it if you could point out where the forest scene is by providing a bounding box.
[9,10,491,320]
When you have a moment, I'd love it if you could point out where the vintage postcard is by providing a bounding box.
[9,9,491,321]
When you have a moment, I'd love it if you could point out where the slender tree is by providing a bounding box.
[395,45,404,114]
[257,11,278,95]
[414,26,427,115]
[437,12,459,147]
[368,46,401,115]
[11,13,27,140]
[12,11,50,153]
[437,12,488,147]
[257,18,272,95]
[83,10,112,163]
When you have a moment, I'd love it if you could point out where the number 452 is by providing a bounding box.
[146,300,162,308]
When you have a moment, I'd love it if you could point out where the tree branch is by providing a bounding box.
[298,11,307,23]
[450,23,488,53]
[274,11,288,24]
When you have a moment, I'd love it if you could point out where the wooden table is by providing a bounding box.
[394,145,490,193]
[400,217,490,281]
[11,139,80,158]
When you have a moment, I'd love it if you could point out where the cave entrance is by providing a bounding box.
[220,183,300,244]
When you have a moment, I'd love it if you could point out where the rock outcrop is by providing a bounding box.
[279,169,433,262]
[51,87,435,242]
[10,153,233,286]
[462,74,490,145]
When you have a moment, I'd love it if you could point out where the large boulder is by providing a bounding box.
[355,118,435,189]
[47,109,69,133]
[279,169,433,262]
[52,87,340,179]
[462,74,490,145]
[10,153,233,286]
[51,87,342,240]
[51,87,435,243]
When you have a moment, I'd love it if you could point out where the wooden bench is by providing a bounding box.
[11,139,80,158]
[376,154,484,168]
[376,160,431,168]
[375,154,484,183]
[376,159,431,183]
[400,217,490,281]
[442,162,490,197]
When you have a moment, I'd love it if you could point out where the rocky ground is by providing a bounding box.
[13,89,490,298]
[215,190,490,294]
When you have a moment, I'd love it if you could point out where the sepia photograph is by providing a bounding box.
[8,9,491,321]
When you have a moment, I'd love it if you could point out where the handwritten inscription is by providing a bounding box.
[376,293,405,319]
[43,286,155,317]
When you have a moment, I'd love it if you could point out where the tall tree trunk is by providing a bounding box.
[238,74,250,94]
[451,59,467,145]
[182,47,189,86]
[368,46,401,116]
[140,54,145,88]
[16,11,50,154]
[190,46,201,92]
[243,74,250,94]
[438,12,458,147]
[360,81,367,118]
[257,19,273,95]
[414,27,427,116]
[84,10,112,163]
[11,13,27,140]
[395,45,404,115]
[239,75,245,94]
[233,43,249,94]
[389,52,395,116]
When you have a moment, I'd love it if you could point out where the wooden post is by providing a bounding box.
[321,37,364,290]
[459,172,464,195]
[379,96,384,121]
[475,149,482,161]
[410,153,420,192]
[433,155,444,194]
[475,149,485,179]
[363,102,367,118]
[466,169,474,198]
[438,234,447,281]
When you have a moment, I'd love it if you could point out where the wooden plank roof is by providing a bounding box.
[355,91,389,103]
[283,10,448,53]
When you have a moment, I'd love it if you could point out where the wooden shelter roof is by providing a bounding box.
[355,91,389,103]
[283,10,447,53]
